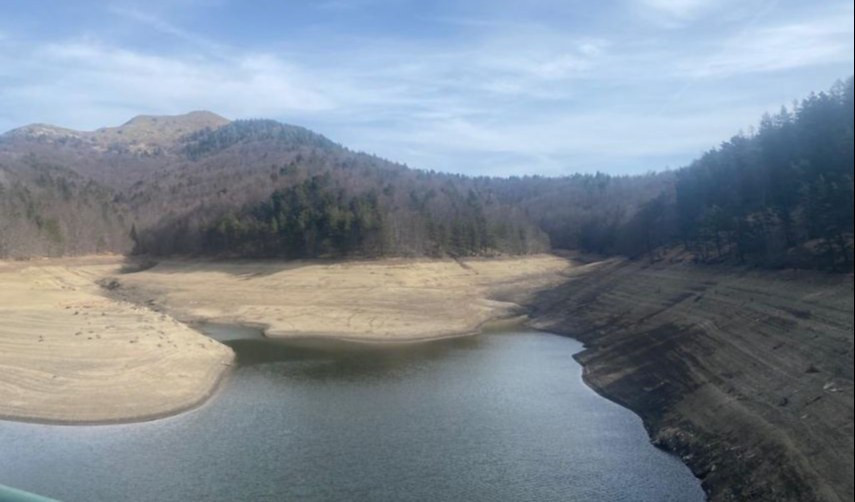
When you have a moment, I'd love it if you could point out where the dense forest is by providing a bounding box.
[128,120,549,257]
[201,175,386,257]
[0,160,131,256]
[198,174,531,259]
[493,77,852,270]
[131,156,549,258]
[668,79,854,269]
[1,78,852,269]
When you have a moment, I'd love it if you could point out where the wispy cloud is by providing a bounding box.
[633,0,727,27]
[0,41,334,130]
[640,0,716,19]
[108,6,229,55]
[0,0,851,175]
[687,8,854,77]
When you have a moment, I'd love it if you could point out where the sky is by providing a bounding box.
[0,0,852,176]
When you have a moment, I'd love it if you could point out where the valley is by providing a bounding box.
[1,77,852,501]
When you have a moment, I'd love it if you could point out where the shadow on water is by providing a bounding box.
[1,324,705,502]
[197,323,486,377]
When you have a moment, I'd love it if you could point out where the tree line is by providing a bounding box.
[493,78,853,270]
[132,137,550,258]
[6,78,850,270]
[643,77,852,269]
[202,174,385,257]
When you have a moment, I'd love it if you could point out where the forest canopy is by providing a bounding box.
[499,77,853,270]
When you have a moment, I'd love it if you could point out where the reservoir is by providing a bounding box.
[0,328,704,501]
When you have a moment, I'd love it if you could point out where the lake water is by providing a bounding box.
[0,328,704,501]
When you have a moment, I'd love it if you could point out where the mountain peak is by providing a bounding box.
[120,110,230,130]
[3,111,231,153]
[88,111,231,153]
[101,111,231,145]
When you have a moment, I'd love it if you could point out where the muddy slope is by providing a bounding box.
[528,257,853,502]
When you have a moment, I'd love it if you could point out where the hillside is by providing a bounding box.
[0,111,230,256]
[0,113,548,258]
[0,161,131,256]
[492,78,854,271]
[528,255,854,501]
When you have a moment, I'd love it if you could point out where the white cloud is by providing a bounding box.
[640,0,715,19]
[1,1,851,176]
[0,41,335,131]
[634,0,726,27]
[108,6,228,55]
[686,12,855,77]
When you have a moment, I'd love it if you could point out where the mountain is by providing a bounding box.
[0,112,548,258]
[4,111,229,161]
[0,111,230,256]
[1,77,852,269]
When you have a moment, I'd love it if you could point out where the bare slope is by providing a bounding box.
[529,256,854,502]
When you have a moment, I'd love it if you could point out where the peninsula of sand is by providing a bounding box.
[0,255,570,424]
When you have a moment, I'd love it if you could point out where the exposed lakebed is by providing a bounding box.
[0,327,703,501]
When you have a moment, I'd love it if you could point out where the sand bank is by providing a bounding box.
[1,255,569,423]
[0,256,233,424]
[111,255,570,340]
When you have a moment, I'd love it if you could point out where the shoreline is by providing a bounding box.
[0,314,534,427]
[0,256,234,426]
[1,255,569,425]
[528,257,854,502]
[108,256,568,341]
[197,314,532,345]
[0,362,234,427]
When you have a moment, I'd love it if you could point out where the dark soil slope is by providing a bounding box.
[529,256,854,501]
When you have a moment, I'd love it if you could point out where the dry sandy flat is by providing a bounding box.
[0,256,233,424]
[0,254,569,424]
[115,255,571,340]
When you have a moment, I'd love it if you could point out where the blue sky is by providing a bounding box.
[1,0,852,176]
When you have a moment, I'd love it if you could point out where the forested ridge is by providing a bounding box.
[128,119,549,258]
[494,77,853,270]
[1,78,852,269]
[670,79,854,269]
